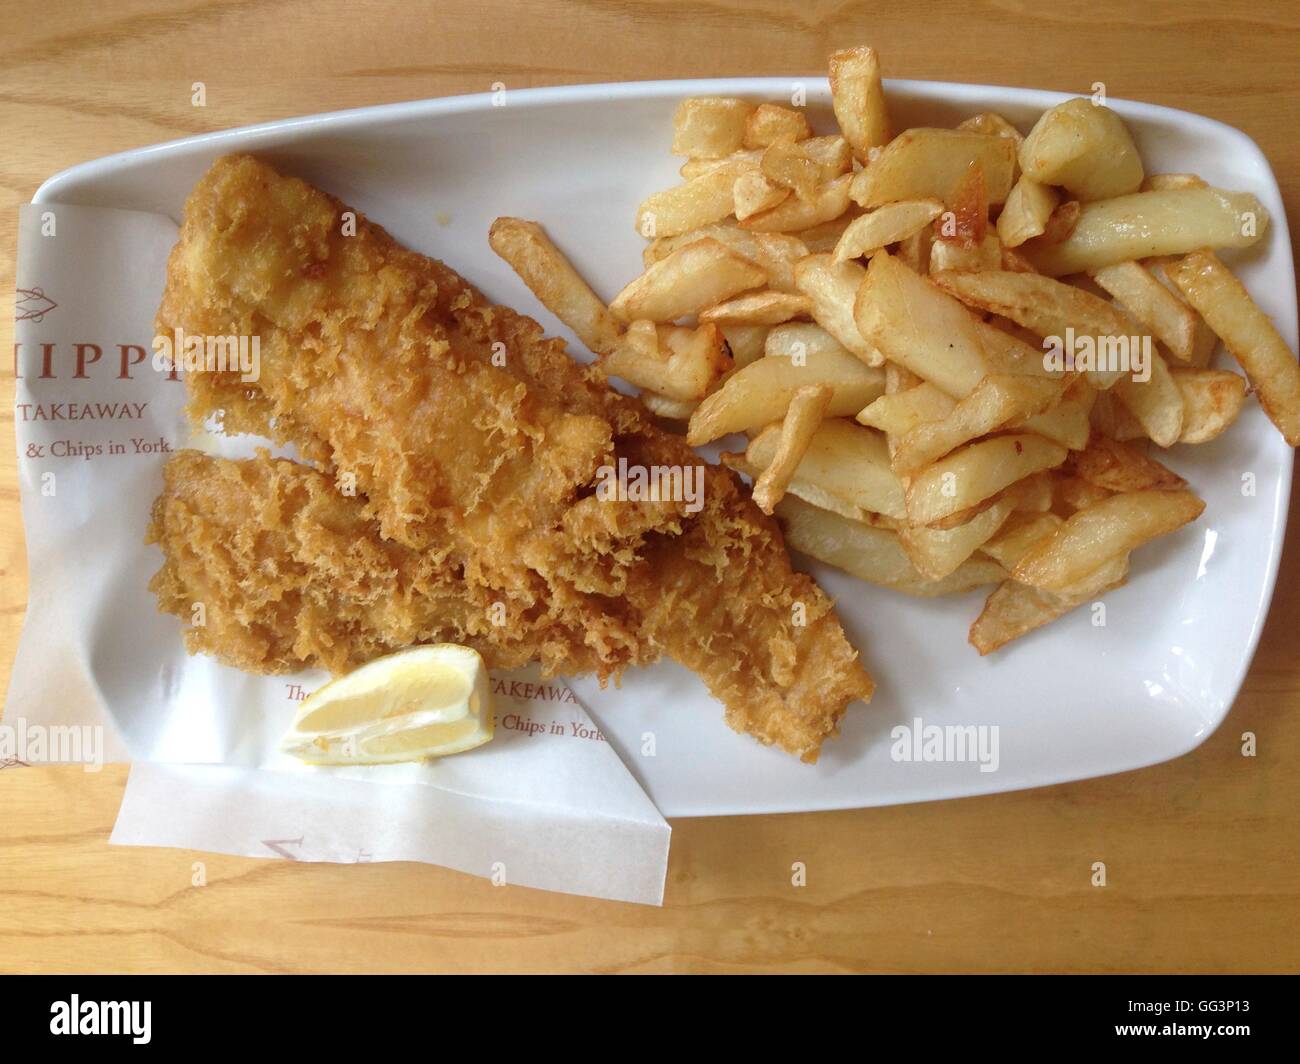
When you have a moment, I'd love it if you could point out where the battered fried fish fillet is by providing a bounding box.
[151,154,872,759]
[148,449,648,677]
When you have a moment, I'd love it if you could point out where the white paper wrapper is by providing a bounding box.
[5,202,670,906]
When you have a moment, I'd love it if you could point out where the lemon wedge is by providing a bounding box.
[280,644,494,765]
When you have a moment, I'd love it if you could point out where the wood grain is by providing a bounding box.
[1,0,1297,974]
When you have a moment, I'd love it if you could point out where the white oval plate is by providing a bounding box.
[36,78,1295,817]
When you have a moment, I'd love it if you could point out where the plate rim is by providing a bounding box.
[34,75,1288,209]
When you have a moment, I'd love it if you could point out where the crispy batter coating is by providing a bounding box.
[148,450,644,676]
[150,155,872,759]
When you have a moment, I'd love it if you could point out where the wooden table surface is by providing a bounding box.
[2,0,1297,974]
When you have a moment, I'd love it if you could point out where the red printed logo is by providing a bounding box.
[16,287,57,323]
